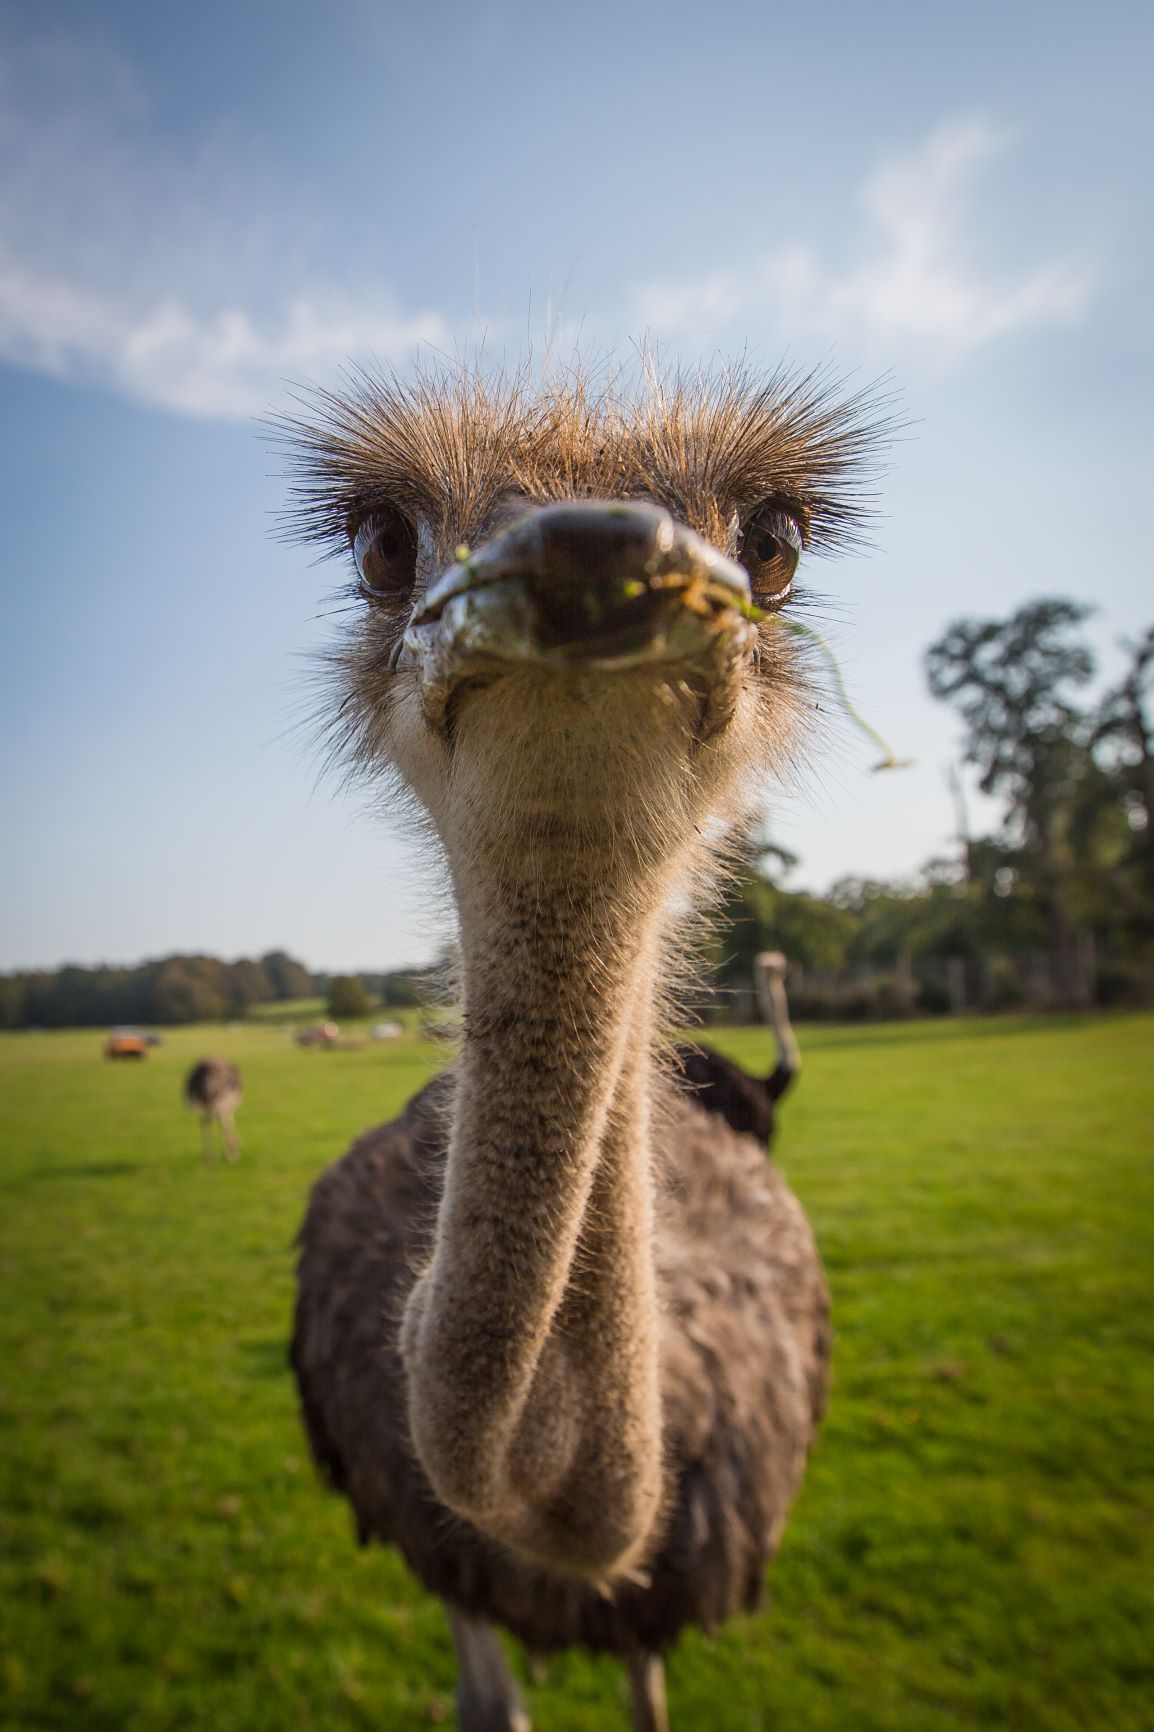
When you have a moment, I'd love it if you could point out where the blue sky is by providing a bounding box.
[1,0,1150,973]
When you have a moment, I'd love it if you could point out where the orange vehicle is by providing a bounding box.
[104,1029,148,1059]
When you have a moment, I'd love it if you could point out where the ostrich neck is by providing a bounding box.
[756,965,801,1075]
[402,860,665,1582]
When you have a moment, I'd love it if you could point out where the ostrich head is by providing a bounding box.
[283,362,885,914]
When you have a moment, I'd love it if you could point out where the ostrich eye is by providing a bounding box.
[352,507,418,596]
[737,508,803,606]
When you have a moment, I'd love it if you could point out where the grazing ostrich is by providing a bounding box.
[285,363,885,1731]
[673,951,801,1146]
[184,1058,242,1163]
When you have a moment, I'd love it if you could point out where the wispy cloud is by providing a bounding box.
[0,19,1097,424]
[0,268,452,419]
[0,23,456,419]
[630,120,1095,364]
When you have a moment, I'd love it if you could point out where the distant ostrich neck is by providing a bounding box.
[402,665,745,1580]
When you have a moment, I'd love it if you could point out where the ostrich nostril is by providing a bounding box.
[525,502,679,652]
[525,502,676,594]
[532,575,670,654]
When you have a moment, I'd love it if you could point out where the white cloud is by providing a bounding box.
[0,23,456,419]
[0,24,1097,423]
[631,119,1095,364]
[0,266,452,419]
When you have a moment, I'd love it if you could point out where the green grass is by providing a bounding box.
[241,999,431,1034]
[1,1014,1152,1731]
[242,996,328,1023]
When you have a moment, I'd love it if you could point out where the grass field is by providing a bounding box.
[1,1014,1152,1731]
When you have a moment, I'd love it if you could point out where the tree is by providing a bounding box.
[706,834,855,995]
[261,950,314,1000]
[0,975,26,1029]
[926,599,1097,948]
[1088,625,1154,940]
[831,868,976,961]
[327,975,372,1019]
[225,958,273,1015]
[153,957,228,1024]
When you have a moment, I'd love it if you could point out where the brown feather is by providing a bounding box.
[292,1073,830,1655]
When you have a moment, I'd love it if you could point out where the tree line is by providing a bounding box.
[0,950,314,1030]
[0,949,442,1031]
[708,600,1153,1014]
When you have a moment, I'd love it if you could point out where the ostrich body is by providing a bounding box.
[673,953,801,1145]
[184,1057,242,1163]
[286,366,882,1730]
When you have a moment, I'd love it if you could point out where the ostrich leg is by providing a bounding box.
[627,1650,669,1732]
[221,1111,240,1162]
[447,1608,531,1732]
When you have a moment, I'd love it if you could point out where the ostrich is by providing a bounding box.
[184,1057,242,1163]
[285,363,884,1731]
[673,951,801,1146]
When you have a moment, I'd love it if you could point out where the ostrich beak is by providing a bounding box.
[400,501,756,725]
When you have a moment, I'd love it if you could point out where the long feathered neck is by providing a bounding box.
[401,842,668,1582]
[755,958,801,1078]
